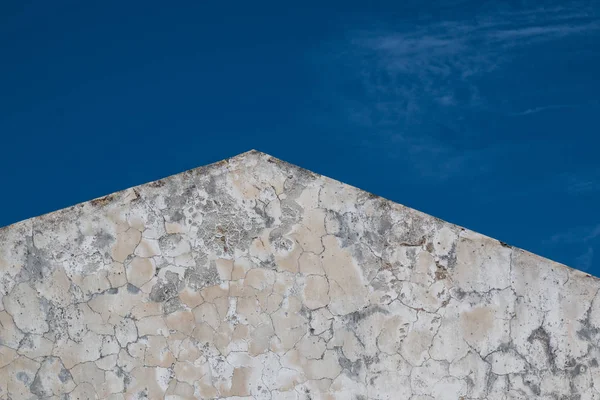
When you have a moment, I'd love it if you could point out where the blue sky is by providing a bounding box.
[1,1,599,274]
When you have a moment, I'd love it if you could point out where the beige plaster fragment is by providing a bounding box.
[69,382,98,399]
[173,361,207,385]
[179,286,204,308]
[0,345,18,368]
[34,267,72,307]
[245,267,276,291]
[298,252,324,275]
[106,261,128,287]
[320,235,367,315]
[111,228,142,263]
[305,350,342,380]
[144,335,176,367]
[193,302,221,330]
[53,332,102,369]
[232,257,255,280]
[126,256,156,287]
[136,315,169,337]
[215,258,234,280]
[70,361,105,393]
[302,275,330,309]
[166,309,196,335]
[126,366,171,398]
[293,208,326,254]
[135,237,161,257]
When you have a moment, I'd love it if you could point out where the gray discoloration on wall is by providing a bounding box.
[0,150,599,399]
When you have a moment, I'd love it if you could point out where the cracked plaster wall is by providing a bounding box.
[1,150,599,400]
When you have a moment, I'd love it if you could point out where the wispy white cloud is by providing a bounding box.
[347,5,599,116]
[559,170,600,195]
[320,2,599,181]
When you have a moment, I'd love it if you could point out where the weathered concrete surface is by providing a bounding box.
[0,150,599,399]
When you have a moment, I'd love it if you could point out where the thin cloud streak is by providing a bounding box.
[510,104,581,116]
[547,224,600,244]
[510,100,600,116]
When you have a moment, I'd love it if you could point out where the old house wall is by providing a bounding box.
[1,150,599,399]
